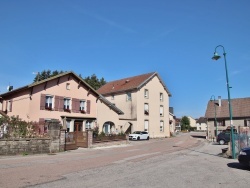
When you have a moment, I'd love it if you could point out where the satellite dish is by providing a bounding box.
[7,86,13,91]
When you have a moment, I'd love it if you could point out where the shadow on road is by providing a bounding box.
[227,162,250,171]
[190,135,206,139]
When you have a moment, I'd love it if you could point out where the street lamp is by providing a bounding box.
[212,45,235,159]
[210,95,218,138]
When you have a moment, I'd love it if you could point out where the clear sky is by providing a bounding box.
[1,0,250,119]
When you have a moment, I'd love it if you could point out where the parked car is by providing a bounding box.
[129,131,149,141]
[238,147,250,167]
[217,130,238,145]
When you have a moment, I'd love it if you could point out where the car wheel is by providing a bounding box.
[137,136,140,140]
[147,136,149,140]
[219,139,225,145]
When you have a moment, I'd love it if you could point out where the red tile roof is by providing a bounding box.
[97,72,171,96]
[205,97,250,118]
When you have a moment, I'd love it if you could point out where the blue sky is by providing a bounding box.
[1,0,250,119]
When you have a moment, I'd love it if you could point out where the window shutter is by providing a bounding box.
[87,100,91,114]
[40,94,46,110]
[59,97,64,112]
[54,96,59,111]
[54,96,64,111]
[72,98,80,113]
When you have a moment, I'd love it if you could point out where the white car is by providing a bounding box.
[129,131,149,140]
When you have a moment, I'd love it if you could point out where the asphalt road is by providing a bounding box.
[1,132,249,188]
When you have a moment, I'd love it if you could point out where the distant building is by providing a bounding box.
[205,97,250,139]
[188,116,197,130]
[196,117,207,131]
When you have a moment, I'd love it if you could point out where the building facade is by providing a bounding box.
[98,72,172,138]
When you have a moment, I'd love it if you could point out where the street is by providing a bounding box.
[0,132,250,188]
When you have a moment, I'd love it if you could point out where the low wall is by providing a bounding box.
[0,138,51,155]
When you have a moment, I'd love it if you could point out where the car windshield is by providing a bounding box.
[133,131,141,134]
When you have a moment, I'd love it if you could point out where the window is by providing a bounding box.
[126,92,132,101]
[7,100,12,112]
[217,120,225,126]
[160,93,163,102]
[160,105,164,116]
[66,121,70,132]
[144,103,149,115]
[86,120,92,130]
[144,120,149,131]
[45,95,53,110]
[160,121,164,132]
[64,98,71,111]
[66,83,70,90]
[144,89,149,98]
[80,100,86,113]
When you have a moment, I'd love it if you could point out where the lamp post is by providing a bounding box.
[210,95,218,138]
[212,45,235,159]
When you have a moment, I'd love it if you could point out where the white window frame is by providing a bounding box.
[160,121,164,132]
[45,95,53,109]
[7,100,12,112]
[64,98,71,110]
[66,83,70,90]
[160,105,164,116]
[144,89,149,98]
[144,120,149,132]
[160,93,163,102]
[86,120,92,130]
[80,100,86,111]
[144,103,149,115]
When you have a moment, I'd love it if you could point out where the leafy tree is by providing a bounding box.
[181,116,191,131]
[33,70,106,90]
[33,70,64,82]
[83,74,107,90]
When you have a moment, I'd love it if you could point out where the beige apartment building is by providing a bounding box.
[98,72,172,138]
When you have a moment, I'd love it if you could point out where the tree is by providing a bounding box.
[33,70,106,90]
[83,74,106,90]
[181,116,191,131]
[33,70,64,82]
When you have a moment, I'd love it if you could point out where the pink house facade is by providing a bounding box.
[0,72,103,134]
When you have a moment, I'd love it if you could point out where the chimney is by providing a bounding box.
[218,96,221,106]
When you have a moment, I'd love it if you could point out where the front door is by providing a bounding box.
[74,121,85,147]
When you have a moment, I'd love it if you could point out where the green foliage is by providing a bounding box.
[99,131,106,137]
[33,70,106,90]
[33,70,64,82]
[181,116,191,131]
[83,74,107,90]
[118,131,125,136]
[0,116,40,139]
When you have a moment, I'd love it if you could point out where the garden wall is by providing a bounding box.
[0,138,51,155]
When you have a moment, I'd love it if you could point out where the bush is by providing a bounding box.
[0,116,43,139]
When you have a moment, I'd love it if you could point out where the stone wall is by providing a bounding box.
[0,138,51,155]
